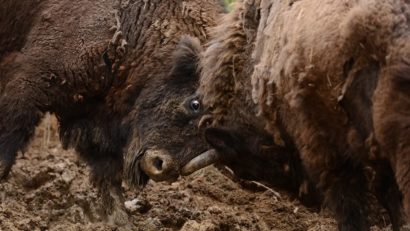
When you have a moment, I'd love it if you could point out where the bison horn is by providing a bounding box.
[181,149,219,176]
[198,114,214,129]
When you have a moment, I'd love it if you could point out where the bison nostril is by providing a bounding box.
[153,157,163,171]
[140,150,175,181]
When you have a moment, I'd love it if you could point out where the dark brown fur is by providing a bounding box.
[0,0,222,225]
[198,0,410,230]
[205,126,321,207]
[0,0,41,58]
[124,35,211,187]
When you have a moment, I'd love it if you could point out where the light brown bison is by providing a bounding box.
[174,0,410,230]
[0,0,223,225]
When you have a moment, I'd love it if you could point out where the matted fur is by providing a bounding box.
[0,0,223,225]
[199,0,410,230]
[199,0,261,126]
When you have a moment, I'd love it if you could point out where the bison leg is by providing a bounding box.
[372,161,404,231]
[84,153,130,226]
[295,130,370,231]
[320,161,370,231]
[0,76,46,179]
[373,58,410,225]
[280,95,371,230]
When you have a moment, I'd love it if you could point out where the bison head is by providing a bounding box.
[125,36,218,187]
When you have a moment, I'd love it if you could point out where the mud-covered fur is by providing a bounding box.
[199,0,410,230]
[0,0,222,225]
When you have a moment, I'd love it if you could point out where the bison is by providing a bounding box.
[156,0,410,230]
[0,0,223,225]
[250,1,409,230]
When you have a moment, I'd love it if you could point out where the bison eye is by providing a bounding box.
[189,99,201,113]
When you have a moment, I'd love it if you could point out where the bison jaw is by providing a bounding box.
[181,149,219,176]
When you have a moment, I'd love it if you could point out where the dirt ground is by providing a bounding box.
[0,117,395,231]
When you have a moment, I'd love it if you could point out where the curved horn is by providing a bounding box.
[181,149,219,175]
[198,114,213,129]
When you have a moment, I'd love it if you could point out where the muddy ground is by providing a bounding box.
[0,117,395,231]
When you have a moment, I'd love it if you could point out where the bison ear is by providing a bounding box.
[168,35,202,85]
[205,127,241,156]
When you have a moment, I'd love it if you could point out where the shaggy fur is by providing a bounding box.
[0,0,222,225]
[199,0,410,230]
[199,0,321,208]
[0,0,41,58]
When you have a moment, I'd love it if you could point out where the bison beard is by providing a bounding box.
[0,0,223,226]
[127,147,149,189]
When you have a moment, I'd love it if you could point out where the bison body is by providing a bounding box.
[194,0,410,230]
[0,0,222,225]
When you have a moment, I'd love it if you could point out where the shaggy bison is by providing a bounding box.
[250,1,409,230]
[0,0,223,225]
[163,0,410,230]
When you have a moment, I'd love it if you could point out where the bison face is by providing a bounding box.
[204,126,321,206]
[125,36,217,187]
[203,126,288,182]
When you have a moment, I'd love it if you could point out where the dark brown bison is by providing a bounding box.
[0,0,223,225]
[162,0,410,230]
